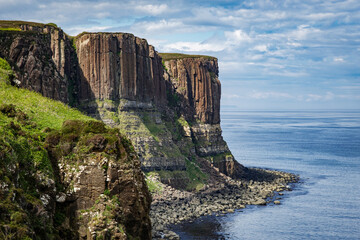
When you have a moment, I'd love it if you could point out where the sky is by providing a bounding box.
[1,0,360,110]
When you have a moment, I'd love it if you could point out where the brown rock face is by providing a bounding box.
[1,22,168,110]
[163,55,246,178]
[163,57,221,124]
[0,22,76,103]
[75,33,166,104]
[0,21,245,181]
[46,120,152,240]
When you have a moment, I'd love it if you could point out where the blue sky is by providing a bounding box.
[1,0,360,110]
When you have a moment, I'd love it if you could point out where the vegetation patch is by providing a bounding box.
[46,23,58,28]
[161,60,168,71]
[0,105,56,238]
[184,158,208,191]
[0,67,137,238]
[45,119,135,167]
[166,90,180,108]
[151,158,208,192]
[0,27,22,31]
[141,113,163,141]
[0,57,15,84]
[207,152,233,164]
[159,53,217,61]
[209,71,217,82]
[0,65,92,130]
[0,20,60,30]
[145,172,163,194]
[69,36,77,51]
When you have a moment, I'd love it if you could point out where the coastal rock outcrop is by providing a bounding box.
[0,100,151,239]
[162,55,220,124]
[0,20,246,184]
[161,54,246,178]
[0,20,300,240]
[0,21,76,103]
[75,33,166,105]
[46,120,152,239]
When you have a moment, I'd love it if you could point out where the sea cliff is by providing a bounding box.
[0,21,244,180]
[0,21,299,240]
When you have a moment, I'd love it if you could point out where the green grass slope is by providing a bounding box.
[0,58,92,129]
[0,57,95,239]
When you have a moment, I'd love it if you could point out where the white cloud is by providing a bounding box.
[306,94,322,102]
[247,91,339,102]
[306,92,335,102]
[132,19,183,33]
[162,41,225,52]
[224,94,241,99]
[67,25,113,34]
[324,91,335,100]
[225,29,252,46]
[161,29,252,52]
[337,94,360,100]
[289,25,322,41]
[268,70,308,77]
[135,4,168,16]
[1,0,359,109]
[253,45,268,52]
[333,57,345,62]
[305,12,343,20]
[287,42,302,47]
[249,91,295,100]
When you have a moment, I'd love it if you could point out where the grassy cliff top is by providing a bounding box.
[0,57,92,130]
[159,53,217,61]
[0,20,59,31]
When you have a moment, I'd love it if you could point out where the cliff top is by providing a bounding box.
[75,31,136,39]
[159,53,217,61]
[0,20,59,31]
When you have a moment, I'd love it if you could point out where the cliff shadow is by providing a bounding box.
[73,59,101,120]
[241,167,282,182]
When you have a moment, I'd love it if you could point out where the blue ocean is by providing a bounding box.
[173,110,360,239]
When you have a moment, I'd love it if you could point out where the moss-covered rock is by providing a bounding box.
[0,87,151,240]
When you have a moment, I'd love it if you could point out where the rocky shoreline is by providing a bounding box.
[149,168,299,239]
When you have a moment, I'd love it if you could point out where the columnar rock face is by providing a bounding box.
[163,57,221,124]
[75,33,166,104]
[74,33,185,171]
[0,22,75,103]
[0,21,246,180]
[162,55,246,178]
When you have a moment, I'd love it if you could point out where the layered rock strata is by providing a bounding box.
[162,55,246,178]
[46,120,152,239]
[75,33,166,105]
[0,101,151,239]
[73,32,185,171]
[0,20,245,179]
[163,56,220,124]
[0,21,76,103]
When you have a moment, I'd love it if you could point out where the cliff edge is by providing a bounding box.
[0,21,300,240]
[161,53,246,179]
[0,21,151,240]
[0,20,246,190]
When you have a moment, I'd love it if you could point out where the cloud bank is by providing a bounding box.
[1,0,359,109]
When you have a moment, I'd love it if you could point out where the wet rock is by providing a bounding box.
[150,168,299,237]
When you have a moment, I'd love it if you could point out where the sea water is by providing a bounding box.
[173,110,360,239]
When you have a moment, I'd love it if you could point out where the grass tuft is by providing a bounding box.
[159,53,217,61]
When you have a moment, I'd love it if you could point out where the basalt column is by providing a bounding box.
[162,55,246,178]
[75,33,166,105]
